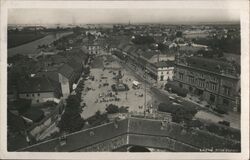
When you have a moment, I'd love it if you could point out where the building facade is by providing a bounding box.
[87,42,100,55]
[147,61,174,85]
[174,55,240,112]
[18,77,59,104]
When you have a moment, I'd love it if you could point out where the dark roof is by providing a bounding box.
[36,71,60,82]
[51,55,67,64]
[127,46,138,53]
[7,111,26,132]
[117,42,129,50]
[123,45,133,53]
[67,58,82,71]
[141,51,156,60]
[153,61,174,68]
[186,56,236,74]
[58,64,74,79]
[21,108,44,122]
[20,118,240,152]
[18,77,55,93]
[179,45,203,52]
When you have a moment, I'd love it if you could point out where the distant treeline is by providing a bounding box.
[193,37,241,55]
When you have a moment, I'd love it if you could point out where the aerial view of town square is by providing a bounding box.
[6,7,242,153]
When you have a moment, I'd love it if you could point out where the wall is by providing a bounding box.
[19,92,55,104]
[58,73,70,98]
[174,63,240,111]
[157,67,174,83]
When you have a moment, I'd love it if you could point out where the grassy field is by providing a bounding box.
[8,32,46,48]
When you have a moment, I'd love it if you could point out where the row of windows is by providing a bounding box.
[178,71,218,82]
[26,93,40,97]
[161,71,171,75]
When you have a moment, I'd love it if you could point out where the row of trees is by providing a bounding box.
[105,104,129,114]
[158,103,197,123]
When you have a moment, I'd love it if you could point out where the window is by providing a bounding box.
[161,72,163,75]
[179,72,184,80]
[188,76,195,84]
[167,71,169,74]
[37,93,40,96]
[160,75,164,81]
[37,99,39,103]
[206,82,209,88]
[198,79,205,88]
[26,94,29,97]
[223,86,231,96]
[211,82,217,91]
[32,93,34,97]
[212,77,217,82]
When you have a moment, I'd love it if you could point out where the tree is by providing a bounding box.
[158,103,197,123]
[58,111,84,133]
[105,104,119,114]
[58,95,84,133]
[66,95,81,112]
[158,43,168,51]
[176,31,183,38]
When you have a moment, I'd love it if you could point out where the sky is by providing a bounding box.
[8,8,240,25]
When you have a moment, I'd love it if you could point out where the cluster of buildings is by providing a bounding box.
[7,24,241,151]
[8,48,89,104]
[105,24,241,112]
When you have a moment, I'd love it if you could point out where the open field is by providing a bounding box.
[8,32,46,48]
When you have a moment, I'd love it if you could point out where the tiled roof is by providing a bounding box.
[153,61,174,68]
[67,58,82,71]
[20,117,240,152]
[8,111,26,132]
[36,71,60,82]
[58,64,74,80]
[117,42,129,50]
[186,56,235,74]
[123,45,133,53]
[18,77,55,93]
[141,51,157,60]
[51,55,67,64]
[21,108,44,122]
